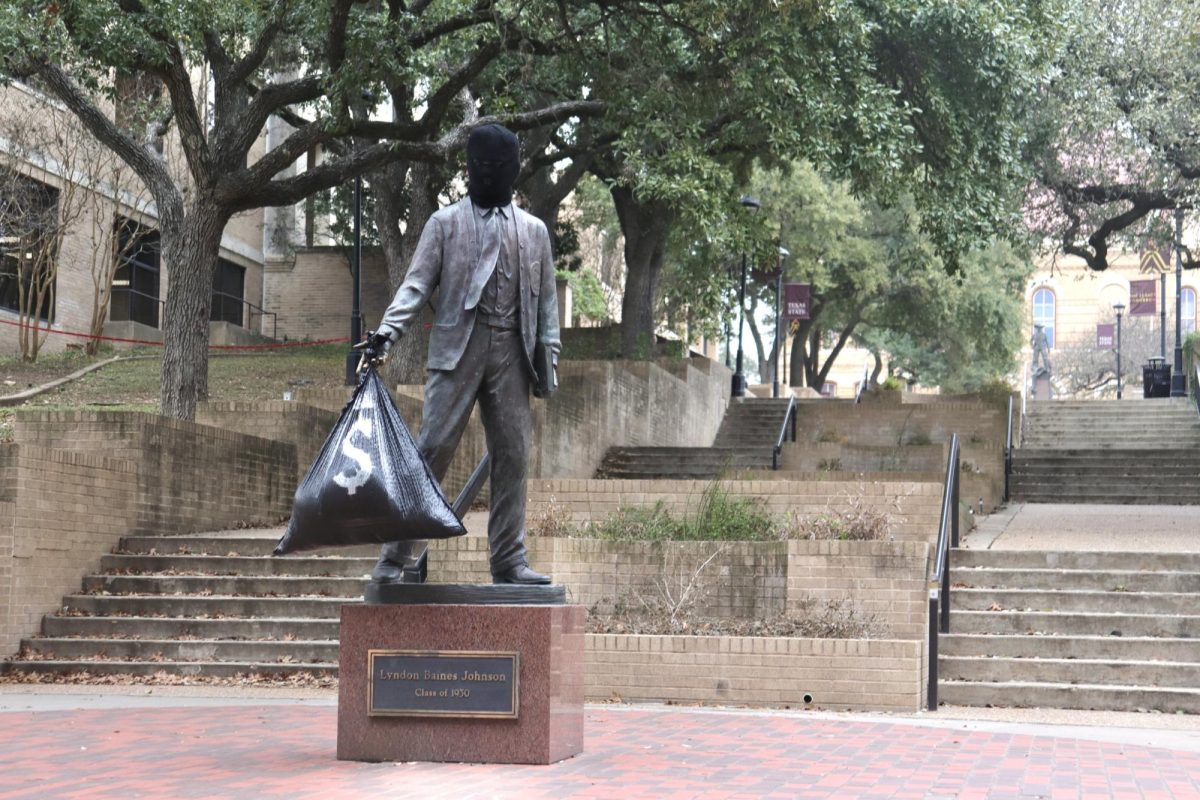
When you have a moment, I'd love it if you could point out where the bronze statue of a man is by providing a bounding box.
[1031,324,1051,374]
[361,124,560,585]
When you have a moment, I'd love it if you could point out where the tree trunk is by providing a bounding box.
[159,201,227,420]
[789,320,812,387]
[374,160,446,387]
[870,350,883,387]
[746,305,772,386]
[611,185,673,359]
[805,325,822,388]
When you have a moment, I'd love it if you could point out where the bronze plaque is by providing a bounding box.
[367,650,519,718]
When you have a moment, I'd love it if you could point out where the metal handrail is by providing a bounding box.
[111,286,166,328]
[926,431,960,711]
[854,362,870,404]
[212,290,279,339]
[772,396,797,470]
[1003,395,1014,502]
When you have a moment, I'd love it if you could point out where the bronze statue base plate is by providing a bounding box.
[364,582,566,605]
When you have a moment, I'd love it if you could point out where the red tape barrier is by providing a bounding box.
[0,315,350,351]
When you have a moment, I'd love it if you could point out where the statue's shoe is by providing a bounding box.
[492,564,552,585]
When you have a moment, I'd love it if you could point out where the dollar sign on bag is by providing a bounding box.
[333,417,374,495]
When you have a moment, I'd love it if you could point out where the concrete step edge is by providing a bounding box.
[940,654,1200,669]
[937,679,1200,696]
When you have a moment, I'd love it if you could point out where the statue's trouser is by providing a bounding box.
[379,319,531,575]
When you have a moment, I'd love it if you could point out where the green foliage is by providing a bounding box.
[748,162,1032,390]
[1180,331,1200,367]
[975,377,1017,411]
[585,483,779,542]
[556,268,610,326]
[1185,331,1200,400]
[1025,0,1200,269]
[557,327,622,361]
[860,239,1034,391]
[552,220,583,274]
[312,181,381,248]
[880,377,904,392]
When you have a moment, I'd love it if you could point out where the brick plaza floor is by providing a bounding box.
[2,703,1198,799]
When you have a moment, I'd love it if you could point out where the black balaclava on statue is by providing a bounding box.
[466,123,520,208]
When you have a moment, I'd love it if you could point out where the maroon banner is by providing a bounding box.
[1096,323,1114,349]
[1129,279,1157,315]
[783,283,811,320]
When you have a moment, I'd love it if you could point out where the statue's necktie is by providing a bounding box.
[465,207,507,310]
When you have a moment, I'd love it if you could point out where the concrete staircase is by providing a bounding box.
[596,397,792,479]
[939,548,1200,713]
[6,530,358,679]
[1011,399,1200,503]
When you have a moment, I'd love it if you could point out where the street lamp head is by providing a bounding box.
[1113,302,1125,314]
[778,246,791,259]
[739,195,761,212]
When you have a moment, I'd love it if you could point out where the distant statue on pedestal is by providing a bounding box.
[1031,324,1052,375]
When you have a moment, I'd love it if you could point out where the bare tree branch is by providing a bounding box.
[32,60,177,207]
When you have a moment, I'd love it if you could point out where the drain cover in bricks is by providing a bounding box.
[274,367,465,554]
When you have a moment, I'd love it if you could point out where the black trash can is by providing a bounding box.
[1143,357,1171,398]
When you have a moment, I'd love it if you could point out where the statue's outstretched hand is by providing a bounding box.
[353,330,394,367]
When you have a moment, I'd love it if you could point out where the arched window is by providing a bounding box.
[1032,288,1055,348]
[1183,287,1196,335]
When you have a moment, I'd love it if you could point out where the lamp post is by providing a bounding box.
[732,195,761,398]
[724,261,733,369]
[1114,301,1125,400]
[1172,208,1186,397]
[344,175,364,385]
[773,246,790,399]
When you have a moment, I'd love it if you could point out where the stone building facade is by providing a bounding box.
[1023,245,1200,398]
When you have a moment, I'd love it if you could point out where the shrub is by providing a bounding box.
[584,483,780,541]
[790,495,891,541]
[975,377,1015,410]
[816,428,846,444]
[691,483,777,540]
[527,496,576,537]
[585,501,684,541]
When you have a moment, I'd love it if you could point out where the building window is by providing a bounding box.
[0,172,59,322]
[111,219,160,328]
[211,258,245,326]
[1032,287,1055,348]
[820,381,837,398]
[1183,288,1196,335]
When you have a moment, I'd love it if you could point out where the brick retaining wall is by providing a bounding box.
[586,635,922,710]
[13,411,296,535]
[198,401,339,483]
[0,412,298,654]
[528,478,942,542]
[424,537,930,640]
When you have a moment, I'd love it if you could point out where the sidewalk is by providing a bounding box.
[2,687,1200,799]
[5,503,1200,798]
[966,503,1200,552]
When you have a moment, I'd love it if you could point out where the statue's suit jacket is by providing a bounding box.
[378,198,561,375]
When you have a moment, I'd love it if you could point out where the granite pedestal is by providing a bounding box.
[338,585,584,765]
